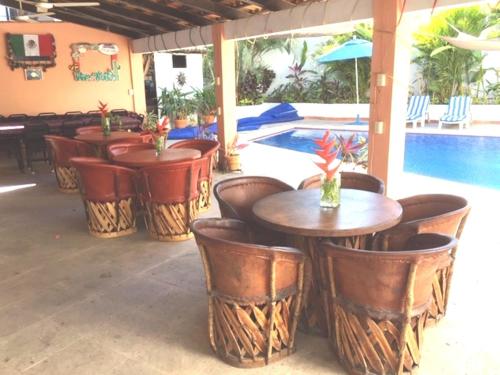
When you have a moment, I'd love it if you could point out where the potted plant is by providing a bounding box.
[193,85,217,125]
[158,86,195,129]
[225,135,248,172]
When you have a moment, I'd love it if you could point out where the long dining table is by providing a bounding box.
[252,188,403,336]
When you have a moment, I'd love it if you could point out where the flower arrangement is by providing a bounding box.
[313,130,364,207]
[314,130,341,207]
[142,114,169,156]
[98,100,111,136]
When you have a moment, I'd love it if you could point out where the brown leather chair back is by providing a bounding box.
[214,176,294,222]
[71,160,137,202]
[139,158,203,204]
[298,171,385,194]
[169,139,220,179]
[321,233,456,315]
[373,194,470,251]
[107,142,155,160]
[44,135,95,167]
[75,126,102,135]
[398,194,470,237]
[192,218,305,301]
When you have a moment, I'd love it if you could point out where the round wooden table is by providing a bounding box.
[253,188,402,335]
[112,148,201,168]
[74,131,141,146]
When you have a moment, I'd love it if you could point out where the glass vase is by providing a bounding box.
[320,172,341,208]
[102,117,111,136]
[155,135,166,157]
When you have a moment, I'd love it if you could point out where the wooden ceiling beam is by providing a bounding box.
[242,0,294,12]
[109,0,212,27]
[50,0,179,32]
[54,8,150,36]
[0,0,142,37]
[180,0,250,20]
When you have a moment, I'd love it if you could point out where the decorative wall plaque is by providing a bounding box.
[6,33,56,70]
[69,43,120,81]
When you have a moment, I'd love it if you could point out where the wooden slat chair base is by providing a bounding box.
[192,218,305,368]
[211,295,300,368]
[199,179,211,212]
[320,234,456,375]
[55,166,78,193]
[427,264,452,325]
[144,199,199,241]
[85,198,137,238]
[326,299,426,375]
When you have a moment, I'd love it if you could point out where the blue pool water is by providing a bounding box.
[256,129,500,190]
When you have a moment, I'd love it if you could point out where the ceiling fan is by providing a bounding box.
[15,0,56,22]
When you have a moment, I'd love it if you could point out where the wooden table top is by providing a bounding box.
[74,131,140,145]
[112,148,201,168]
[253,188,402,237]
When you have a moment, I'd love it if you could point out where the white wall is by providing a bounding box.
[235,102,500,122]
[153,52,203,97]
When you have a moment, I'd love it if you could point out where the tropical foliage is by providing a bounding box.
[413,6,499,103]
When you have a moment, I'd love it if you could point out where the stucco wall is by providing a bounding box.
[0,22,145,116]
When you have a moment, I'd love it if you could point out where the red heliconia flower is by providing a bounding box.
[314,130,341,181]
[98,100,108,117]
[156,116,169,135]
[339,134,363,155]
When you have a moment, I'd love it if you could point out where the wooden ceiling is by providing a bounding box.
[1,0,318,38]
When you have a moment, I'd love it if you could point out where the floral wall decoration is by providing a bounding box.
[6,33,56,71]
[69,43,120,81]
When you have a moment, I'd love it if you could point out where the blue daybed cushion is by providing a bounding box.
[167,103,302,139]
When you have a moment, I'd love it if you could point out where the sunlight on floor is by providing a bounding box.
[0,183,36,194]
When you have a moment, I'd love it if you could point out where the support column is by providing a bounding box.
[212,23,237,168]
[128,44,147,114]
[368,0,412,196]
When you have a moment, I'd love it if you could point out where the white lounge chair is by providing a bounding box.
[406,95,430,128]
[438,96,472,130]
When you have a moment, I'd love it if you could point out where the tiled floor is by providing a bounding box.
[1,135,499,374]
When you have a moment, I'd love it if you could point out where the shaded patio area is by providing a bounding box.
[0,141,498,374]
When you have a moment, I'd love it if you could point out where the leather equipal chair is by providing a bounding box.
[320,233,456,375]
[44,135,96,192]
[169,140,220,211]
[372,194,470,324]
[107,142,155,161]
[71,158,138,238]
[298,171,385,194]
[191,218,305,368]
[213,176,294,245]
[138,158,203,241]
[75,126,102,135]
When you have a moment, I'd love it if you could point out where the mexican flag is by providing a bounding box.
[9,34,54,57]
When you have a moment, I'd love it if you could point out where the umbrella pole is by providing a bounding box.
[353,57,362,124]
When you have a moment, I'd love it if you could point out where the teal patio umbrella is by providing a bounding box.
[318,38,372,124]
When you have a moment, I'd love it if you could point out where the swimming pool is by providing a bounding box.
[256,129,500,190]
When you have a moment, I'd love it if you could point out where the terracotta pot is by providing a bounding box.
[202,114,216,125]
[225,154,241,172]
[175,118,189,129]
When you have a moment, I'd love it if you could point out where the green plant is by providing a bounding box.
[142,111,158,132]
[267,41,314,103]
[157,86,195,120]
[413,5,497,103]
[193,85,217,116]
